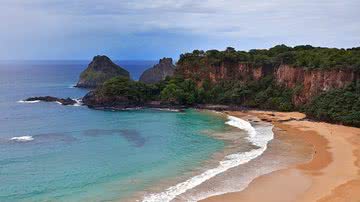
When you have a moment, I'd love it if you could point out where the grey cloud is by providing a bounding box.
[0,0,359,59]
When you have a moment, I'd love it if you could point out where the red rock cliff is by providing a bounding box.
[275,65,359,106]
[177,61,274,85]
[177,62,359,106]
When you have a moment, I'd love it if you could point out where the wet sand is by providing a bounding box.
[201,110,360,202]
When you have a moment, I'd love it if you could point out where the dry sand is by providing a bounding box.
[201,110,360,202]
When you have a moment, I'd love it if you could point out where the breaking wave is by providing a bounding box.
[142,115,274,202]
[17,100,40,104]
[10,136,34,142]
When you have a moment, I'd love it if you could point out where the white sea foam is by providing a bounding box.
[72,98,83,107]
[142,115,274,202]
[19,98,82,106]
[10,136,34,142]
[17,100,40,104]
[152,108,181,112]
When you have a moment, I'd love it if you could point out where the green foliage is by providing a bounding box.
[303,82,360,127]
[91,44,360,128]
[164,75,294,111]
[160,77,199,105]
[100,76,154,103]
[177,45,360,70]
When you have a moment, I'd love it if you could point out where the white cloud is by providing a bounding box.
[0,0,359,59]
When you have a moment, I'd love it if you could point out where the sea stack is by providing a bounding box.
[139,58,175,84]
[76,55,130,88]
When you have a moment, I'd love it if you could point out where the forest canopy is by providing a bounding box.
[178,45,360,70]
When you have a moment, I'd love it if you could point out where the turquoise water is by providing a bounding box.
[0,61,226,201]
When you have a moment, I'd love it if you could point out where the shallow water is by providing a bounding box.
[0,61,230,201]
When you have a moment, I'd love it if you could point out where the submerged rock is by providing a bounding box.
[76,55,130,88]
[24,96,77,105]
[139,58,175,84]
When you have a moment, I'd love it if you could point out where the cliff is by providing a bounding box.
[76,55,130,88]
[78,45,360,126]
[139,58,175,84]
[177,61,274,85]
[177,62,359,106]
[275,65,360,106]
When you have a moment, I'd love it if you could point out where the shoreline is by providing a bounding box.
[140,110,313,202]
[201,110,360,202]
[141,111,276,202]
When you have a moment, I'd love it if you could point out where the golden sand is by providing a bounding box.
[201,111,360,202]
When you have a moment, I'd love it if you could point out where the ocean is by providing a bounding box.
[0,60,277,202]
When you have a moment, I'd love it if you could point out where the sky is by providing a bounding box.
[0,0,359,60]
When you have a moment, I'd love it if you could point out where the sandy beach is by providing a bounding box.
[201,110,360,202]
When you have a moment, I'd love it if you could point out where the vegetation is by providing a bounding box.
[96,75,360,126]
[98,76,156,104]
[97,75,294,111]
[89,44,360,127]
[303,82,360,127]
[178,45,360,70]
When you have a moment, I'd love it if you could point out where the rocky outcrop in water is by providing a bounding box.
[139,58,175,84]
[24,96,77,105]
[76,55,130,88]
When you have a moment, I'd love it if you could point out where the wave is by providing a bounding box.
[18,98,83,106]
[142,115,274,202]
[152,108,182,112]
[72,98,82,107]
[17,100,40,104]
[53,99,83,107]
[10,136,34,142]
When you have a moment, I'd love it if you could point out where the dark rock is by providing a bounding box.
[195,104,248,111]
[139,58,175,84]
[76,55,130,88]
[24,96,77,105]
[278,117,307,122]
[82,91,187,111]
[82,91,133,109]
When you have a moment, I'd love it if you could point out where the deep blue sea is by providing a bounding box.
[0,61,228,201]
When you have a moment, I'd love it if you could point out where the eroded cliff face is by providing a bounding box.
[275,65,359,106]
[177,62,359,106]
[177,62,274,86]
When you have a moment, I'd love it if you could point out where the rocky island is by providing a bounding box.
[75,55,129,88]
[24,96,77,105]
[139,58,175,84]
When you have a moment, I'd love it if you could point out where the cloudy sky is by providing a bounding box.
[1,0,359,60]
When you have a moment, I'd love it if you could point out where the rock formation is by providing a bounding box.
[177,61,360,106]
[274,65,359,105]
[24,96,77,105]
[76,55,129,88]
[139,58,175,84]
